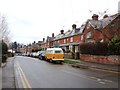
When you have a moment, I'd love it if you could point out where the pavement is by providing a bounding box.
[1,63,6,68]
[66,58,120,73]
[2,57,16,89]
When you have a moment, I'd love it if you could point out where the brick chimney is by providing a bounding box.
[52,33,54,37]
[43,38,45,42]
[72,24,76,30]
[60,30,64,34]
[103,14,108,18]
[92,14,99,20]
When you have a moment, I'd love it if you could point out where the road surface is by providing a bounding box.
[14,56,119,88]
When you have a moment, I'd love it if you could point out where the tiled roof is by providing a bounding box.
[45,13,119,42]
[78,21,88,34]
[48,37,54,41]
[88,13,118,30]
[100,14,118,28]
[89,20,103,29]
[54,30,72,40]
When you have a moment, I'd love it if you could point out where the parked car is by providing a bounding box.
[38,51,46,60]
[31,52,37,57]
[45,48,64,63]
[35,51,41,58]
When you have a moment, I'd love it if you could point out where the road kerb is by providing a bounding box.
[1,63,6,68]
[71,63,120,74]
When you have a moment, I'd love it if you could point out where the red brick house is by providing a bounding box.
[39,13,119,60]
[82,13,120,43]
[102,13,120,42]
[80,13,120,65]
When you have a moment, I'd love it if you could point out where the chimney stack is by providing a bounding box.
[60,30,64,34]
[43,38,45,42]
[72,24,77,30]
[103,14,108,18]
[92,14,99,20]
[52,33,54,37]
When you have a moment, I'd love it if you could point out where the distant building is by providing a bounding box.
[118,1,120,13]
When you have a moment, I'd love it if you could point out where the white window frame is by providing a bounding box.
[86,31,92,39]
[81,35,83,40]
[64,39,66,43]
[70,37,73,42]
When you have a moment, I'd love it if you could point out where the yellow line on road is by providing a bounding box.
[16,61,32,89]
[17,62,32,89]
[17,65,27,89]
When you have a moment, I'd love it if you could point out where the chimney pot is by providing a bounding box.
[92,14,99,20]
[52,33,54,37]
[72,24,77,29]
[60,30,64,34]
[43,38,45,42]
[103,14,108,18]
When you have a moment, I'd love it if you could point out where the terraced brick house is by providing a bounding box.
[39,13,119,59]
[83,13,120,43]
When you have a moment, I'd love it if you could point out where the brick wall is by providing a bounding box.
[73,35,80,42]
[80,54,120,65]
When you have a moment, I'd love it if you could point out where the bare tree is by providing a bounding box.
[0,13,10,44]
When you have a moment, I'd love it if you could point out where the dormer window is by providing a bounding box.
[87,23,91,29]
[86,31,92,39]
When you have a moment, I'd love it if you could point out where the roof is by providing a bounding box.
[89,20,103,29]
[87,13,118,30]
[100,14,118,28]
[44,13,119,42]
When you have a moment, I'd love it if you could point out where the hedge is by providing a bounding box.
[108,37,120,55]
[79,42,109,55]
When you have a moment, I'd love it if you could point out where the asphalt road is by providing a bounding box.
[14,56,119,88]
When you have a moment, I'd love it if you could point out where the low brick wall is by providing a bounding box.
[80,54,120,65]
[64,53,74,59]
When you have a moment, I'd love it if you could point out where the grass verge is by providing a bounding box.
[64,59,80,64]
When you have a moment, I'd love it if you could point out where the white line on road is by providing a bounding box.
[61,70,113,84]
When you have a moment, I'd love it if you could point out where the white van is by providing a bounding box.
[45,48,64,63]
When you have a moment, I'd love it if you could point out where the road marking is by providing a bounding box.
[17,62,32,89]
[17,66,27,89]
[61,70,113,84]
[103,79,113,83]
[99,82,106,84]
[89,67,120,74]
[16,61,32,89]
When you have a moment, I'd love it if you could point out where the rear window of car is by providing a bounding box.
[55,50,62,54]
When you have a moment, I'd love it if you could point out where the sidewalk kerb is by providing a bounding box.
[71,63,120,73]
[1,63,6,68]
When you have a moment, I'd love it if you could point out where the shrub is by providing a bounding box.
[1,41,8,54]
[2,55,7,63]
[0,40,8,63]
[108,37,120,55]
[80,42,108,55]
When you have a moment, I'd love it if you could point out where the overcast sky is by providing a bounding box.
[0,0,119,44]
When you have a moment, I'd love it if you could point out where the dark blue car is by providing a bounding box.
[38,51,46,60]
